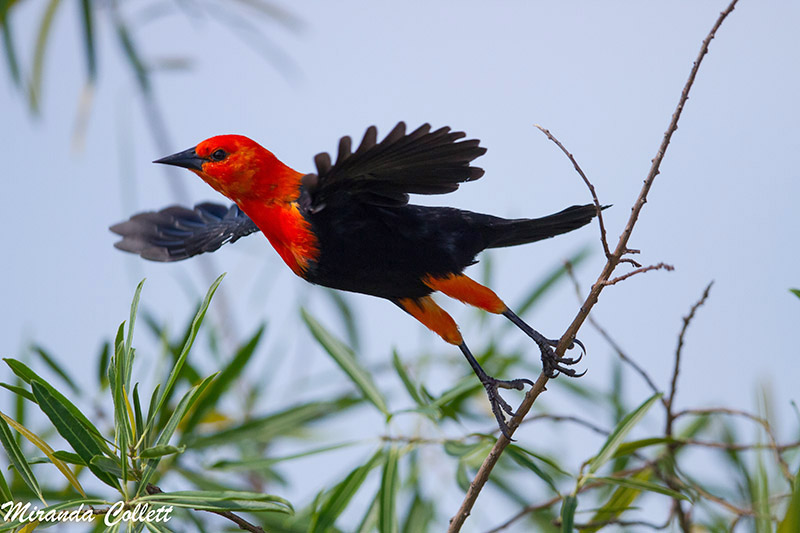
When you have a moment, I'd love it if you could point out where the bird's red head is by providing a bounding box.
[155,135,302,204]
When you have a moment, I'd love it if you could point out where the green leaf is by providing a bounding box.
[30,380,119,490]
[4,358,112,454]
[588,475,690,501]
[379,446,400,533]
[587,393,661,475]
[145,274,224,439]
[211,441,355,471]
[326,289,360,350]
[302,308,389,415]
[0,464,10,501]
[97,341,110,389]
[138,490,292,514]
[310,448,385,533]
[560,495,577,533]
[1,16,21,87]
[28,0,62,113]
[124,279,145,389]
[428,376,481,411]
[113,14,149,92]
[186,396,358,449]
[0,382,35,403]
[78,0,96,80]
[182,324,265,434]
[139,444,186,459]
[612,437,675,459]
[30,344,78,393]
[138,373,217,493]
[506,445,560,494]
[401,492,434,533]
[777,464,800,533]
[90,455,123,479]
[583,467,653,533]
[0,413,44,504]
[0,411,86,497]
[790,288,800,299]
[392,350,427,409]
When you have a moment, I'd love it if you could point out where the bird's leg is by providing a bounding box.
[502,308,585,379]
[395,295,533,437]
[458,341,533,439]
[422,274,586,379]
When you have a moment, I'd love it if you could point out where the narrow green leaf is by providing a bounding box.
[587,393,661,475]
[0,411,85,497]
[124,279,146,389]
[90,455,123,479]
[356,492,380,533]
[379,446,400,533]
[137,490,292,514]
[146,274,224,439]
[211,441,355,471]
[0,414,44,503]
[52,450,85,465]
[590,475,651,532]
[326,289,360,350]
[30,380,119,490]
[30,345,78,393]
[789,288,800,299]
[302,308,388,415]
[443,439,486,458]
[113,14,149,92]
[777,464,800,533]
[612,437,676,459]
[401,492,435,533]
[0,382,35,403]
[392,350,426,408]
[140,444,186,459]
[506,445,560,494]
[97,340,110,389]
[0,466,10,501]
[28,0,63,112]
[133,383,144,444]
[1,17,21,87]
[78,0,96,80]
[428,376,481,410]
[3,358,111,454]
[186,396,359,449]
[183,324,265,434]
[138,373,217,493]
[310,448,385,533]
[588,475,690,501]
[560,495,577,533]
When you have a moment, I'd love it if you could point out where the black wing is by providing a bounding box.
[300,122,487,211]
[110,202,260,262]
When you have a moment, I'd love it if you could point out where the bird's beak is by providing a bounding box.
[153,146,204,171]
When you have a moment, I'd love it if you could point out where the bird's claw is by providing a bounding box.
[482,376,534,439]
[540,337,586,379]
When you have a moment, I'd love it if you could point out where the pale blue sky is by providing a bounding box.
[2,1,799,530]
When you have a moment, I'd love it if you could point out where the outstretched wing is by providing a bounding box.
[300,122,487,211]
[110,202,260,262]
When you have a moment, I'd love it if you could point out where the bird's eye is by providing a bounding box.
[210,149,227,162]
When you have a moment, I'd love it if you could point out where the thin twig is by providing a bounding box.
[605,262,675,286]
[666,281,714,435]
[534,124,611,257]
[448,3,741,530]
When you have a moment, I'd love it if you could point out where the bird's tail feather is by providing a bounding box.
[486,204,601,249]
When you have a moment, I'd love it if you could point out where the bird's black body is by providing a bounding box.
[303,201,597,300]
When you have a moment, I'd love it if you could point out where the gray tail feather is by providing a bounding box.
[486,204,601,249]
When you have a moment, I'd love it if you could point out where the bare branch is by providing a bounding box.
[534,124,611,257]
[448,2,741,530]
[604,262,675,286]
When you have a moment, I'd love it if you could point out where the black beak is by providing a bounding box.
[153,146,204,171]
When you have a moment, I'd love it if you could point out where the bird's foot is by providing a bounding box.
[481,375,535,439]
[539,337,586,379]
